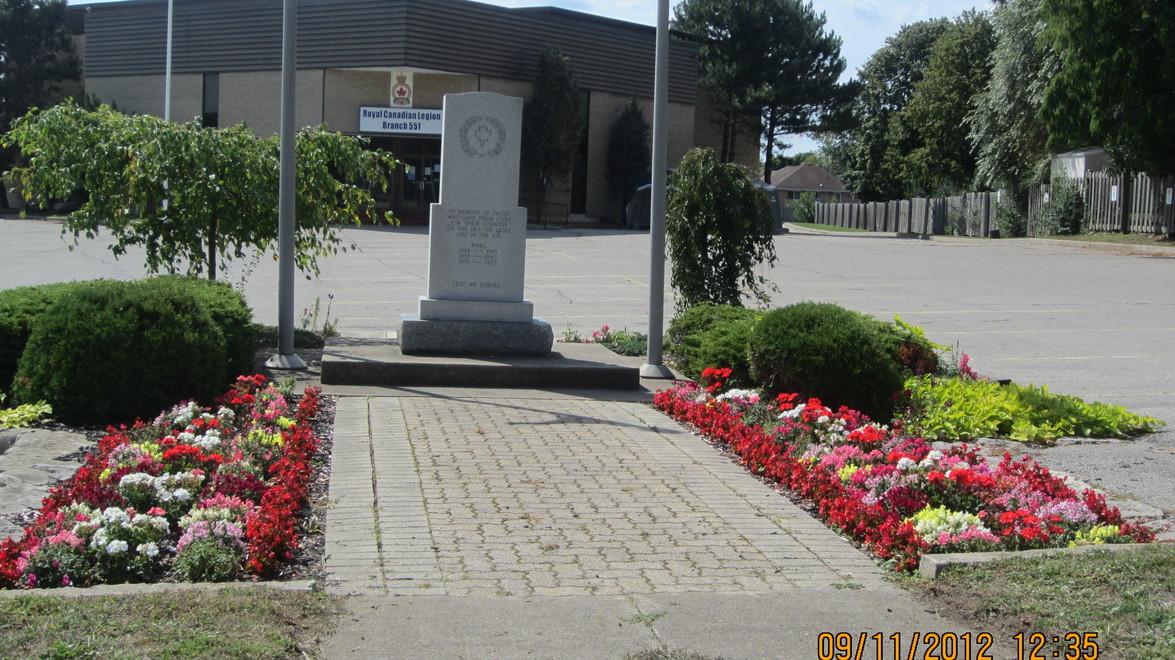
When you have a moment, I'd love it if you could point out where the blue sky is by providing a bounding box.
[486,0,992,154]
[76,0,991,155]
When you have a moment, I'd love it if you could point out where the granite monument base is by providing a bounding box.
[399,315,553,356]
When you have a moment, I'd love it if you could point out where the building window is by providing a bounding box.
[202,73,219,128]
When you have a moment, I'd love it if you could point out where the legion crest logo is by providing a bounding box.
[459,115,506,158]
[392,72,412,107]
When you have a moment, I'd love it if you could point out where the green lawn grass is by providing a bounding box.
[787,221,870,233]
[906,543,1175,660]
[0,588,343,659]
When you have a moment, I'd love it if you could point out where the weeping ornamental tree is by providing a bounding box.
[666,148,776,311]
[4,101,398,279]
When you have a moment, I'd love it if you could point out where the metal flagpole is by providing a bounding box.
[641,0,673,379]
[266,0,306,370]
[164,0,173,121]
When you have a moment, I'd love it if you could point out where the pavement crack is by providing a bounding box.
[366,396,390,593]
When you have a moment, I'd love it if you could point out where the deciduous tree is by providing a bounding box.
[898,11,995,195]
[832,19,950,201]
[4,101,397,279]
[968,0,1057,203]
[1039,0,1175,176]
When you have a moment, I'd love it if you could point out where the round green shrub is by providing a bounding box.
[748,302,904,421]
[665,303,759,386]
[13,279,231,424]
[148,276,255,378]
[0,281,89,396]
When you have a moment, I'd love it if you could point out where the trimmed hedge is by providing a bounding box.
[748,302,904,421]
[0,282,90,398]
[665,304,759,386]
[10,277,254,424]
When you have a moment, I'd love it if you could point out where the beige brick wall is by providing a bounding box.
[583,92,696,221]
[86,74,201,121]
[323,70,389,133]
[413,73,477,109]
[220,70,324,136]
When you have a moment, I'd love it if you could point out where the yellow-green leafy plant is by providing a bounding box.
[900,376,1163,444]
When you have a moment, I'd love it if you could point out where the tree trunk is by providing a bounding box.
[762,108,777,183]
[720,108,734,163]
[536,173,546,228]
[207,212,219,280]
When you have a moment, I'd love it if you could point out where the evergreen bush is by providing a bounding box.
[747,302,904,421]
[665,304,759,386]
[0,281,87,396]
[13,277,253,424]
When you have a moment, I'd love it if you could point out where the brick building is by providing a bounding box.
[70,0,741,224]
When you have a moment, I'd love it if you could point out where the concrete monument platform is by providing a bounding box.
[320,338,639,390]
[400,91,552,357]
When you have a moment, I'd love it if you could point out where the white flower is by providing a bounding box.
[716,388,760,403]
[101,507,130,524]
[106,540,129,555]
[779,406,804,419]
[816,415,830,425]
[137,542,160,558]
[172,488,192,502]
[896,457,916,471]
[119,473,154,488]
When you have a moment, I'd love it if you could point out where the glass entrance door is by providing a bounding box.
[366,136,441,225]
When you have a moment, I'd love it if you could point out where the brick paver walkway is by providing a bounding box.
[324,395,886,597]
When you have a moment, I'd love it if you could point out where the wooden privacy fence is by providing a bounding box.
[1027,172,1175,236]
[812,192,1000,237]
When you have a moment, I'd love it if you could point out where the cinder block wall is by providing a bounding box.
[86,73,202,121]
[323,70,390,133]
[220,70,324,136]
[414,73,477,109]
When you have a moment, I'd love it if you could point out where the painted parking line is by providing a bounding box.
[985,355,1152,361]
[936,327,1175,335]
[910,309,1096,314]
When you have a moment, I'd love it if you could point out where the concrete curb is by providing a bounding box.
[0,579,318,599]
[919,542,1169,579]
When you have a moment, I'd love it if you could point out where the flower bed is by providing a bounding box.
[654,372,1154,572]
[0,375,321,589]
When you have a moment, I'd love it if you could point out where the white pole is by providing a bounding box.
[641,0,673,379]
[162,0,173,215]
[163,0,173,120]
[266,0,306,370]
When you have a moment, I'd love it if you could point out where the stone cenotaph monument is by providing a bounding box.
[399,92,553,356]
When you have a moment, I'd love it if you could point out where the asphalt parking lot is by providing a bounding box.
[3,218,1172,519]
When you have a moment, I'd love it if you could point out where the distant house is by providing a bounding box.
[1051,147,1107,181]
[768,162,856,205]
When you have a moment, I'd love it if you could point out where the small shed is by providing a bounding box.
[1051,147,1107,181]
